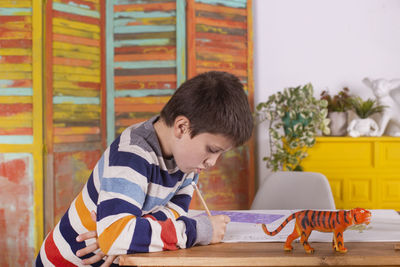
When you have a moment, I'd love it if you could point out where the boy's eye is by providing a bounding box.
[207,147,218,153]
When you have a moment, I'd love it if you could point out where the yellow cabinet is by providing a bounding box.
[302,137,400,210]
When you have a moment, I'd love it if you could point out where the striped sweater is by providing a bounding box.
[36,116,211,266]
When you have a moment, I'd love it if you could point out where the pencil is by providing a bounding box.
[191,182,212,216]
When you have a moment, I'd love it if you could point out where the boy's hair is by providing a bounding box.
[160,71,253,147]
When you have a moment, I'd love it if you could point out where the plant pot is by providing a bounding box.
[328,111,348,136]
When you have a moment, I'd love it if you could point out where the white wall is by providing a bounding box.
[253,0,400,186]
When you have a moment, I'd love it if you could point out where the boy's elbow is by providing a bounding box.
[97,215,136,255]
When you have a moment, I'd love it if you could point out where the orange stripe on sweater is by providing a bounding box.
[75,192,96,231]
[98,215,135,254]
[170,208,179,219]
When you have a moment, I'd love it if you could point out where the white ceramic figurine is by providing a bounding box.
[363,77,400,136]
[347,118,379,137]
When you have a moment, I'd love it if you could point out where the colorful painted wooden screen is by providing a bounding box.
[44,0,105,230]
[187,0,254,210]
[106,0,254,210]
[0,0,43,264]
[106,0,185,144]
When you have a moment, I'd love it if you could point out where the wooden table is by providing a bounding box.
[119,242,400,266]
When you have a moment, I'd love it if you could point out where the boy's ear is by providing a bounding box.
[174,116,190,138]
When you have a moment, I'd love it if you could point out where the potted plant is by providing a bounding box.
[320,87,353,136]
[256,83,330,172]
[347,97,386,137]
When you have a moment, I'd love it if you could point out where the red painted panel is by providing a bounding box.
[0,154,35,266]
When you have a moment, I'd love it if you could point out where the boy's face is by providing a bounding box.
[172,118,233,174]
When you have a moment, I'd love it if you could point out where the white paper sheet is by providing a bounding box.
[188,209,400,243]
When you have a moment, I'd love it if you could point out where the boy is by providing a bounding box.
[36,71,253,266]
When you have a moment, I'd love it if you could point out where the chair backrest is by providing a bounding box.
[251,171,336,210]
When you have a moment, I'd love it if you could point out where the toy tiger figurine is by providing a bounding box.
[262,208,371,253]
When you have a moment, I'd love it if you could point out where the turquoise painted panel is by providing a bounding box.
[108,0,182,142]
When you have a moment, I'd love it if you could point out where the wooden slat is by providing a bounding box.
[53,17,100,33]
[114,103,165,113]
[0,30,32,39]
[115,96,171,105]
[196,45,247,57]
[114,2,176,12]
[0,55,31,64]
[0,1,32,8]
[0,39,32,48]
[53,25,100,39]
[115,81,176,90]
[53,134,101,143]
[54,0,98,11]
[0,127,32,135]
[196,38,246,50]
[54,126,100,135]
[194,2,247,16]
[53,49,100,61]
[53,10,100,25]
[0,48,32,55]
[53,57,99,68]
[53,41,100,55]
[114,53,175,62]
[197,51,247,63]
[195,16,247,29]
[53,33,100,46]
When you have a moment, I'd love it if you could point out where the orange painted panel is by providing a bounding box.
[53,150,101,223]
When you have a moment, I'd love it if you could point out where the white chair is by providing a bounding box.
[251,171,336,210]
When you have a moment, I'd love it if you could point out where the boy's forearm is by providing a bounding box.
[192,216,213,245]
[148,206,212,247]
[97,213,199,255]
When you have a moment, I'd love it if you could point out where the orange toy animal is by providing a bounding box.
[262,208,371,253]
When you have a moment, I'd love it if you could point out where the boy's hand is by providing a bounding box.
[209,215,230,244]
[75,211,117,266]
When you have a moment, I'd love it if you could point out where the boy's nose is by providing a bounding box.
[204,155,218,169]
